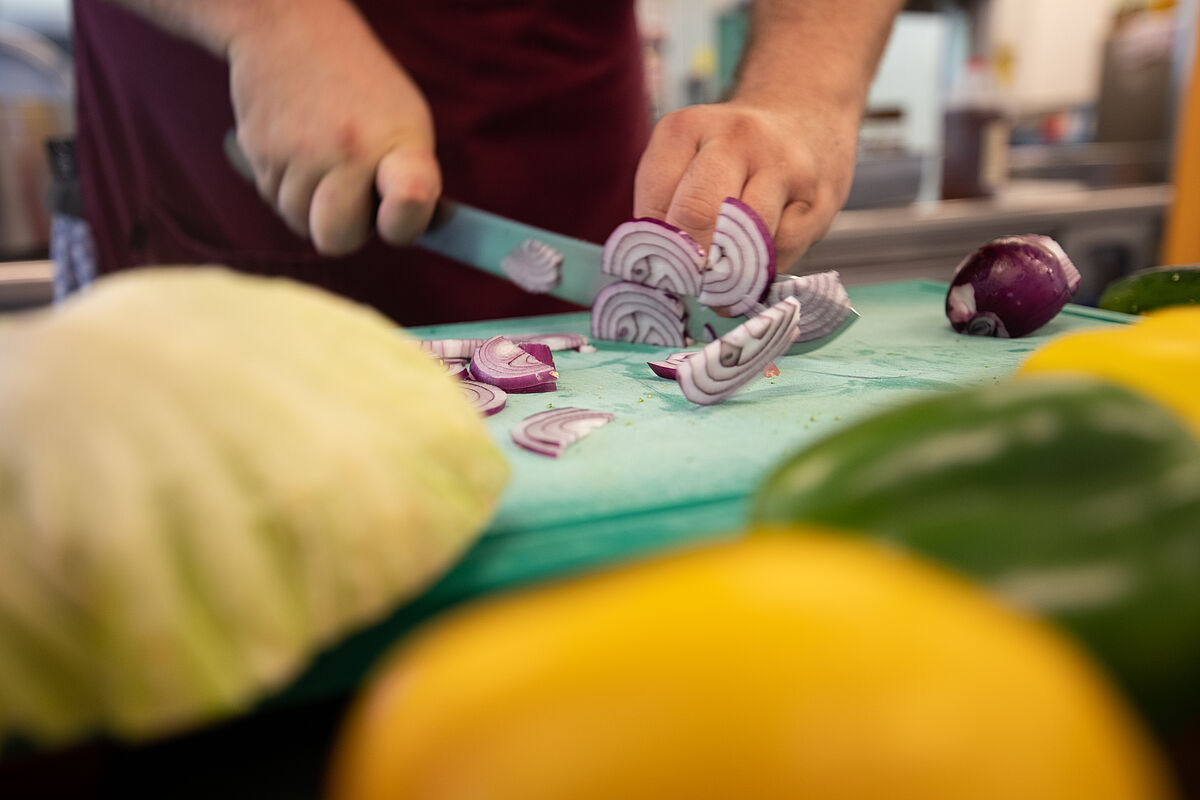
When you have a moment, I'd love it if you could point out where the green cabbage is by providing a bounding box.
[0,268,509,744]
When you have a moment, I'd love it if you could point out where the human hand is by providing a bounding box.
[227,2,439,256]
[633,100,860,271]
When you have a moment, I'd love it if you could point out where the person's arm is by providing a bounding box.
[634,0,904,271]
[106,0,440,256]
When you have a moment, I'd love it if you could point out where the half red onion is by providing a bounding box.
[591,281,688,346]
[698,198,776,317]
[676,297,800,405]
[946,234,1081,338]
[502,238,563,293]
[460,379,508,416]
[602,218,706,295]
[511,407,615,458]
[765,270,857,345]
[469,335,559,392]
[646,351,695,380]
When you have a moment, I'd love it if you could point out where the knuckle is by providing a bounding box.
[667,189,720,236]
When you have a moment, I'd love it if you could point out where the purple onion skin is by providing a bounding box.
[946,235,1080,338]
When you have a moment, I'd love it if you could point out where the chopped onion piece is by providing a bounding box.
[602,218,705,295]
[766,270,857,344]
[502,239,563,293]
[698,198,776,317]
[516,341,555,368]
[646,351,695,380]
[469,335,558,392]
[442,358,469,379]
[460,379,508,416]
[421,338,486,360]
[510,333,589,351]
[946,234,1081,338]
[591,281,687,346]
[676,297,800,406]
[511,407,615,457]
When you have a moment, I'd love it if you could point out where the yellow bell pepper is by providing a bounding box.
[1019,307,1200,435]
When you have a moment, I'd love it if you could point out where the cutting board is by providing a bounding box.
[270,279,1131,705]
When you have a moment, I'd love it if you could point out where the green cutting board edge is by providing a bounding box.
[269,280,1131,705]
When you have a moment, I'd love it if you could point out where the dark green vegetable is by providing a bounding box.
[1098,265,1200,315]
[751,376,1200,726]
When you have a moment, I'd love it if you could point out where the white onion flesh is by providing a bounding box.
[698,198,776,316]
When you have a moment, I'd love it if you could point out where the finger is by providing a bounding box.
[664,144,748,252]
[738,171,790,241]
[375,148,441,246]
[275,161,326,238]
[309,162,376,256]
[774,199,827,271]
[236,129,284,208]
[633,114,702,220]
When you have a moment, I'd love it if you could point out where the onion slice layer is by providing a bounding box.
[698,198,777,317]
[502,239,563,294]
[591,281,687,346]
[765,270,856,344]
[602,218,705,295]
[460,379,508,416]
[676,297,800,405]
[511,407,615,457]
[469,335,559,392]
[646,351,695,380]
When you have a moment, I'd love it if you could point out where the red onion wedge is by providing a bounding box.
[502,238,563,294]
[602,218,706,295]
[646,351,695,380]
[511,407,615,458]
[765,270,857,345]
[469,335,559,392]
[676,297,800,405]
[591,281,687,346]
[516,341,555,368]
[461,379,507,416]
[698,198,777,317]
[946,234,1081,338]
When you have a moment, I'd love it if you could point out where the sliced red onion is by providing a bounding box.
[698,198,776,317]
[421,338,486,360]
[602,218,705,295]
[460,379,507,416]
[511,407,615,457]
[501,238,563,293]
[469,335,559,391]
[676,297,800,405]
[508,381,557,394]
[646,351,695,380]
[591,281,687,347]
[766,270,857,344]
[946,234,1081,338]
[510,333,589,351]
[442,358,470,379]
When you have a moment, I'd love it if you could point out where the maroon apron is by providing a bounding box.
[72,0,648,325]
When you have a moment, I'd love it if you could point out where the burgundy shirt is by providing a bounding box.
[72,0,649,324]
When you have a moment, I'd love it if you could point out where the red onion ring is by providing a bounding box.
[676,297,800,405]
[765,270,856,344]
[591,281,687,347]
[646,351,695,380]
[698,198,777,317]
[460,379,508,416]
[469,335,559,392]
[502,238,563,294]
[511,407,615,457]
[602,218,706,295]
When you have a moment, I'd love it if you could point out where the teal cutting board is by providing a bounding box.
[268,279,1131,705]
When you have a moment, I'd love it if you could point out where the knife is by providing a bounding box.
[223,130,856,348]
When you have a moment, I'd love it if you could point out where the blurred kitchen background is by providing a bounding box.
[0,0,1195,308]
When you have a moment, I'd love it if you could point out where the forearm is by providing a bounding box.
[735,0,905,115]
[103,0,358,59]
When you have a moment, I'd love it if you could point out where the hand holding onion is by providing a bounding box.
[226,1,441,255]
[632,100,859,272]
